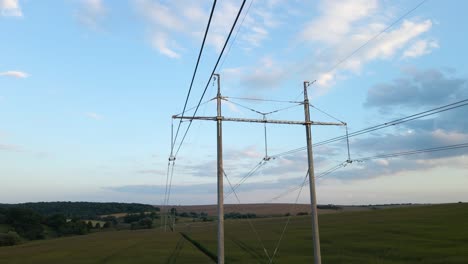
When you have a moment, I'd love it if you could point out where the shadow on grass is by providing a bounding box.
[179,232,216,263]
[228,235,266,264]
[166,234,186,264]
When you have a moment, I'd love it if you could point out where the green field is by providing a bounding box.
[0,203,467,263]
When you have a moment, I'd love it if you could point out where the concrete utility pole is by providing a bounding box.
[214,73,225,264]
[172,76,344,264]
[303,81,321,264]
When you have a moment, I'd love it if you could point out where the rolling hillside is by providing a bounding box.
[0,203,466,263]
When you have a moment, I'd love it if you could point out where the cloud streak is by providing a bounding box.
[76,0,106,30]
[85,112,103,120]
[133,0,283,58]
[0,0,22,17]
[364,68,467,109]
[0,143,22,152]
[0,70,29,78]
[233,1,436,94]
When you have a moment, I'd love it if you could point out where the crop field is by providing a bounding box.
[0,203,467,263]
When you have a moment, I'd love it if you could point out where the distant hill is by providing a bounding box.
[169,203,422,216]
[0,202,158,219]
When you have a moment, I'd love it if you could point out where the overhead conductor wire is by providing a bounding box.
[174,0,248,157]
[172,0,218,154]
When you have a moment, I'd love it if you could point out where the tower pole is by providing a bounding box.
[303,81,322,264]
[214,73,224,264]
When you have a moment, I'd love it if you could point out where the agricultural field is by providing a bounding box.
[0,203,467,263]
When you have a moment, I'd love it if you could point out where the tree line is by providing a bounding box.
[0,202,158,219]
[0,202,161,247]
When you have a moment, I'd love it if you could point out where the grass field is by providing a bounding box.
[0,203,467,263]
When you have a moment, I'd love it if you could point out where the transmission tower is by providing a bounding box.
[173,75,344,264]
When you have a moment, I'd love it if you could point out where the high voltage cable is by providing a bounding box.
[173,0,218,154]
[270,99,468,159]
[267,143,468,202]
[264,162,347,203]
[223,98,264,115]
[223,170,272,262]
[269,171,308,264]
[161,161,171,227]
[356,143,468,162]
[313,100,468,146]
[174,0,247,157]
[309,104,345,124]
[264,103,303,116]
[163,161,175,231]
[224,96,302,104]
[218,0,255,71]
[305,0,428,87]
[265,142,468,203]
[224,160,266,200]
[164,0,217,227]
[173,98,216,117]
[223,98,302,116]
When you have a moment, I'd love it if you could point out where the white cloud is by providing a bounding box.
[151,32,181,59]
[76,0,106,29]
[0,0,22,17]
[0,143,22,152]
[133,0,281,58]
[239,56,287,90]
[362,20,433,61]
[136,0,184,31]
[222,67,243,76]
[300,0,378,44]
[403,39,439,58]
[304,18,434,90]
[85,112,103,120]
[290,0,436,93]
[431,129,468,144]
[0,70,29,78]
[241,26,268,48]
[316,72,334,87]
[136,169,165,175]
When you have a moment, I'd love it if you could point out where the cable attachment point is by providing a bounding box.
[169,156,176,162]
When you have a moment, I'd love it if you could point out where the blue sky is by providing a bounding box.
[1,0,467,205]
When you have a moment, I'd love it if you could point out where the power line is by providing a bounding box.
[163,161,176,231]
[174,0,248,157]
[224,160,266,200]
[224,96,302,104]
[270,99,468,159]
[313,100,468,147]
[218,0,255,71]
[309,104,345,124]
[264,141,468,203]
[172,0,218,155]
[173,97,216,117]
[223,170,272,262]
[223,97,302,116]
[269,170,308,264]
[356,142,468,162]
[223,98,264,115]
[265,162,347,203]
